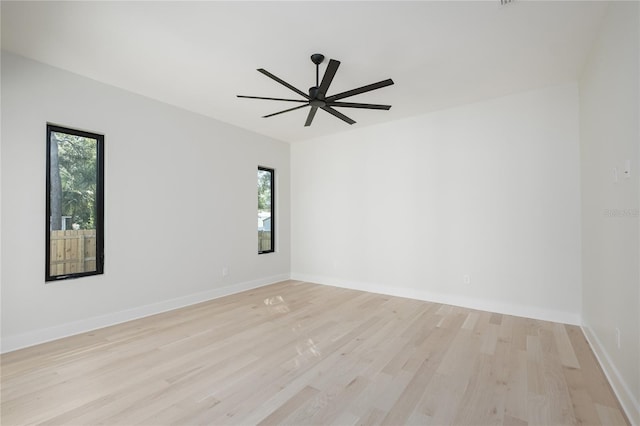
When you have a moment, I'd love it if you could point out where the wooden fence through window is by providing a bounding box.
[49,230,97,275]
[259,231,272,252]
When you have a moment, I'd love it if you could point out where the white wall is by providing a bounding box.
[579,2,640,423]
[0,52,290,352]
[291,83,582,325]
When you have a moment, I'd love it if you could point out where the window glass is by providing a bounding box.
[258,167,274,254]
[46,124,104,281]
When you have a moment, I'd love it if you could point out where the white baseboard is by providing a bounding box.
[290,273,581,325]
[1,274,289,354]
[582,324,640,426]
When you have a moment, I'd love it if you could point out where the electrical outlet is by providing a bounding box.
[222,266,229,277]
[463,275,471,285]
[615,327,621,349]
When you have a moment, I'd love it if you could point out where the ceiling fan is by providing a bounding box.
[237,53,394,127]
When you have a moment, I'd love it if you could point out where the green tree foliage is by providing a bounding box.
[258,170,272,211]
[51,132,97,230]
[49,133,63,230]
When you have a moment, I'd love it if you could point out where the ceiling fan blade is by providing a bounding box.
[326,79,394,102]
[327,101,391,110]
[263,104,309,118]
[304,106,318,127]
[237,95,307,103]
[317,59,340,97]
[257,68,310,99]
[320,106,356,125]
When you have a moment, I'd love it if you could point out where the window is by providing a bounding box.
[46,124,104,281]
[258,167,274,254]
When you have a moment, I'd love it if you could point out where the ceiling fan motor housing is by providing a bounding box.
[308,87,326,106]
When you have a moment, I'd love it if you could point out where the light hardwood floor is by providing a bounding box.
[1,280,629,425]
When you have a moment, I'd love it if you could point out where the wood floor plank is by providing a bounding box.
[415,372,468,425]
[504,349,528,423]
[0,280,629,425]
[462,311,480,330]
[540,325,579,425]
[257,385,320,426]
[553,323,581,369]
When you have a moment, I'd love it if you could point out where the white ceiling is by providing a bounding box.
[1,1,608,143]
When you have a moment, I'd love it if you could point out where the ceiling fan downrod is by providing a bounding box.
[310,53,324,89]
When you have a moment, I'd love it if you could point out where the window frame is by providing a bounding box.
[258,166,275,254]
[46,124,105,282]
